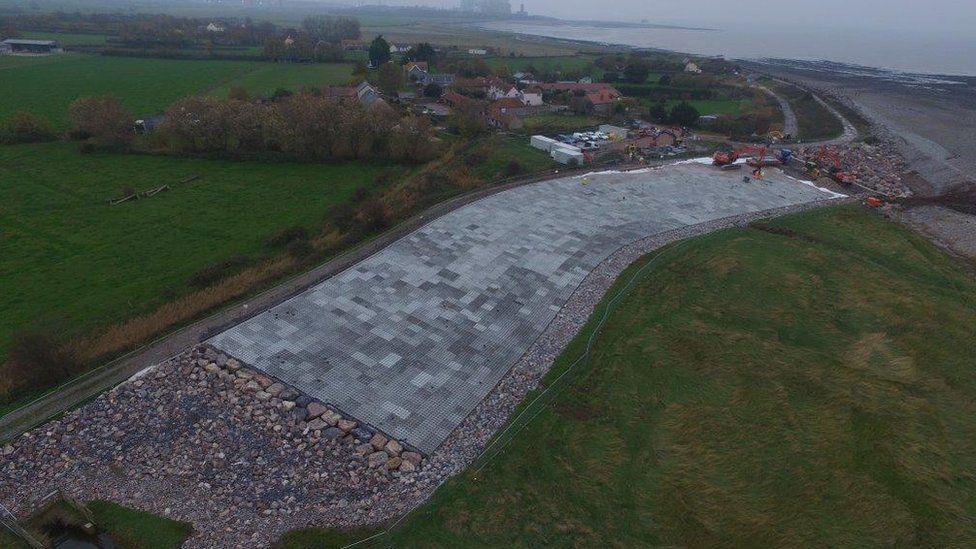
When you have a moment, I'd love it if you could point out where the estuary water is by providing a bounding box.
[479,21,976,77]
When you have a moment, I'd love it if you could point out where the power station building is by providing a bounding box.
[458,0,512,15]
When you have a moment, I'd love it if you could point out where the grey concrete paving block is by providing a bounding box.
[210,164,836,452]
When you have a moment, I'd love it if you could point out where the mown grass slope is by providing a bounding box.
[285,205,976,547]
[0,141,388,358]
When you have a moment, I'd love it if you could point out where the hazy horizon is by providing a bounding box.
[363,0,976,36]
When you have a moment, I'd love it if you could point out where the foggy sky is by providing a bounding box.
[414,0,976,36]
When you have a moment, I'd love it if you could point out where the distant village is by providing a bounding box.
[322,36,710,166]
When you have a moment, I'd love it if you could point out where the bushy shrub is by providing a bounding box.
[266,226,309,248]
[186,255,251,289]
[156,93,436,164]
[503,160,523,177]
[67,96,134,151]
[2,329,83,399]
[0,111,57,145]
[356,199,389,232]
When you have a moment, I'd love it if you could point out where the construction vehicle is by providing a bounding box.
[713,145,770,166]
[805,146,856,185]
[625,142,640,161]
[713,145,773,178]
[662,129,684,147]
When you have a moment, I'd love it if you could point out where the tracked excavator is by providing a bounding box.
[805,146,856,185]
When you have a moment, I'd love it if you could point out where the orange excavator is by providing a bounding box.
[713,145,771,177]
[806,146,856,186]
[712,145,772,166]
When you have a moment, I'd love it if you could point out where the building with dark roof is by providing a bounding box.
[1,39,63,55]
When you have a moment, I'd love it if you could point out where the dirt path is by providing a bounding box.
[755,83,799,137]
[811,94,859,145]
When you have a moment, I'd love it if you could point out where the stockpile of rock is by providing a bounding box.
[843,141,913,198]
[0,345,431,548]
[799,141,913,198]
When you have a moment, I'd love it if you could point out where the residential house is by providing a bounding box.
[0,42,11,55]
[684,61,702,74]
[324,86,359,101]
[405,61,430,82]
[519,91,544,106]
[424,73,456,88]
[452,77,489,93]
[467,48,488,56]
[487,98,525,130]
[537,82,624,113]
[341,39,366,51]
[512,71,537,85]
[537,82,621,95]
[585,87,623,114]
[356,81,383,107]
[487,79,519,101]
[420,72,456,89]
[206,22,225,33]
[442,91,474,108]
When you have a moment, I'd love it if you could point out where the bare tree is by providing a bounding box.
[67,96,133,148]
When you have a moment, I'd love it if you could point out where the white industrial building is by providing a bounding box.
[551,145,585,165]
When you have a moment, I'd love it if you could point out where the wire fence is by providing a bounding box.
[0,501,44,549]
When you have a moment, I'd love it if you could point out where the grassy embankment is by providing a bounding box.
[768,80,844,140]
[0,54,353,126]
[283,205,976,547]
[465,135,555,180]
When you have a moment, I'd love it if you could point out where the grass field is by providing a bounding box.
[21,31,112,46]
[88,500,192,548]
[284,205,976,547]
[470,135,554,180]
[0,499,190,548]
[208,62,354,98]
[0,141,390,359]
[521,113,604,133]
[0,54,352,126]
[663,98,753,116]
[486,54,598,76]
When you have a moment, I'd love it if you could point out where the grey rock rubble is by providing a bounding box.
[0,196,847,548]
[798,141,914,198]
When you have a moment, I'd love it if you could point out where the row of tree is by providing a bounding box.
[60,93,436,164]
[645,101,703,127]
[1,12,361,60]
[263,16,360,62]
